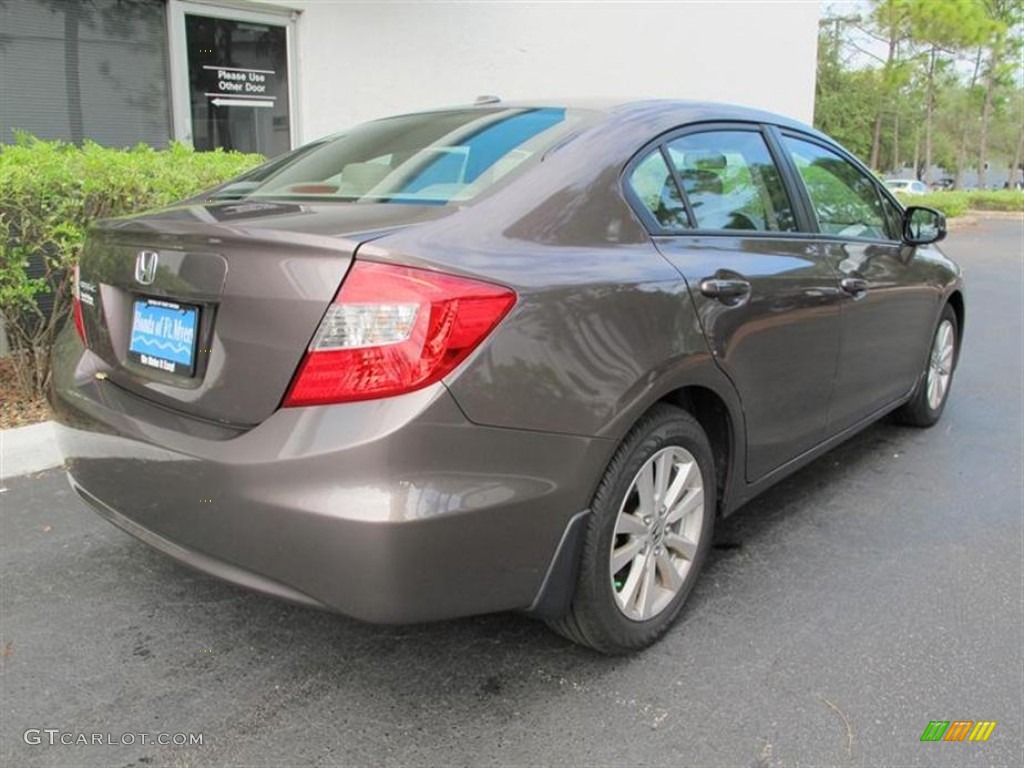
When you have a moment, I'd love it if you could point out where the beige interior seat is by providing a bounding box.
[338,162,392,197]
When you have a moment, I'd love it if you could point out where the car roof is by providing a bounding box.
[345,99,848,167]
[402,98,822,137]
[584,99,841,152]
[609,98,812,129]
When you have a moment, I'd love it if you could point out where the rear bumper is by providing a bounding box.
[50,329,610,623]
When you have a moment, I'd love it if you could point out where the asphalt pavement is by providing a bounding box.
[1,217,1022,768]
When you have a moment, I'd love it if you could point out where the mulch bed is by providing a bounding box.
[0,357,51,429]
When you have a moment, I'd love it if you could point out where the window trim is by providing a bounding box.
[621,121,814,238]
[772,127,906,245]
[659,144,696,228]
[621,139,691,234]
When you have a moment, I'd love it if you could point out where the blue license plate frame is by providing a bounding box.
[128,298,199,377]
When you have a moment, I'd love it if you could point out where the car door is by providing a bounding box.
[625,124,844,482]
[775,131,938,434]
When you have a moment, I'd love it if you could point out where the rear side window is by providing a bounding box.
[782,136,890,240]
[626,149,689,230]
[665,131,797,232]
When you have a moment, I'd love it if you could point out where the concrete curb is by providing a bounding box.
[0,421,62,483]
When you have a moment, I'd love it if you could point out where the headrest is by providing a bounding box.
[678,168,723,197]
[339,162,390,194]
[683,151,727,171]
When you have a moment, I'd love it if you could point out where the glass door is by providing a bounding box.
[168,1,296,157]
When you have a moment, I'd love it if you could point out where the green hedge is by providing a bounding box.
[0,135,263,398]
[957,190,1024,212]
[894,189,1024,219]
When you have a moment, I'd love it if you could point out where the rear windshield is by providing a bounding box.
[213,107,590,205]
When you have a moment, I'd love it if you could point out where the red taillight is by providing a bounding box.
[72,264,87,344]
[282,261,516,406]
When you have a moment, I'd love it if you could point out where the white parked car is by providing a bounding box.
[885,179,929,195]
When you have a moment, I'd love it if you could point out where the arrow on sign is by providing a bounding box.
[210,98,273,108]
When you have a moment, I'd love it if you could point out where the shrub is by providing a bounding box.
[894,189,1024,219]
[897,191,972,218]
[961,190,1024,213]
[0,135,263,399]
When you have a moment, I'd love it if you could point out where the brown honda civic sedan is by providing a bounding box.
[51,100,963,654]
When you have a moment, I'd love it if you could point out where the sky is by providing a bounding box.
[820,0,1024,84]
[821,0,891,69]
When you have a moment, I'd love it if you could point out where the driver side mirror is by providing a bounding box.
[902,206,947,246]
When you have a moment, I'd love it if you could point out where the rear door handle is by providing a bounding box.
[699,278,751,302]
[840,277,869,296]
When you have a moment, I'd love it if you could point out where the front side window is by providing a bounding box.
[665,131,797,232]
[783,136,890,240]
[221,107,592,205]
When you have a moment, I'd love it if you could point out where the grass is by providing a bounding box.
[894,189,1024,218]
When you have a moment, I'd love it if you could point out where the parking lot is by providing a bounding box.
[1,217,1021,767]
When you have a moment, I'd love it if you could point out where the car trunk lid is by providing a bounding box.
[76,200,453,425]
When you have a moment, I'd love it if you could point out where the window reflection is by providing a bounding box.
[665,131,797,232]
[627,150,690,230]
[783,136,888,240]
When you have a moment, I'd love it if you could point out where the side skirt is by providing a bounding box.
[724,393,912,515]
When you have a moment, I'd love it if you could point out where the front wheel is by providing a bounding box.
[894,304,959,427]
[548,404,716,654]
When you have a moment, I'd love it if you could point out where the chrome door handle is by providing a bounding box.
[840,277,869,295]
[699,278,751,301]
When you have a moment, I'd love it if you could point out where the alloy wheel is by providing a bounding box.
[926,319,955,411]
[609,446,704,622]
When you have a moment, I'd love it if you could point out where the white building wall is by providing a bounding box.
[278,0,819,142]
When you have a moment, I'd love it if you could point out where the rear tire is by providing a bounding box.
[893,304,958,427]
[548,404,716,654]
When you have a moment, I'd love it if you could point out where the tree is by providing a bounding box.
[902,0,992,183]
[952,46,984,188]
[815,18,886,161]
[814,4,1023,186]
[866,0,914,170]
[978,0,1024,188]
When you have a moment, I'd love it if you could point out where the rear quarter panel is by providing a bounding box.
[357,119,733,442]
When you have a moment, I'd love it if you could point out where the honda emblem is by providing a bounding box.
[135,250,159,285]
